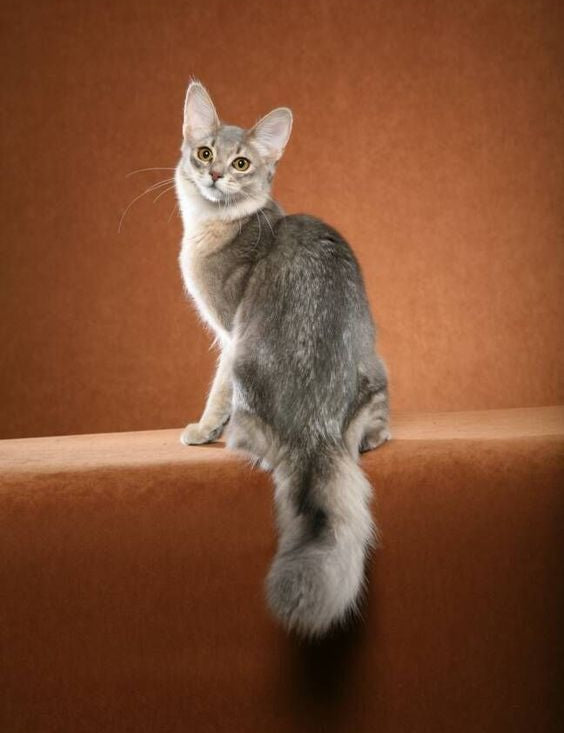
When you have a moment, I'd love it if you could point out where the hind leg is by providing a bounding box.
[226,407,279,471]
[360,389,391,452]
[345,388,390,458]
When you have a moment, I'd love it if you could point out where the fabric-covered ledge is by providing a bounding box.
[1,407,563,733]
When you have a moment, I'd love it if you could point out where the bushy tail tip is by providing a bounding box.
[266,449,374,637]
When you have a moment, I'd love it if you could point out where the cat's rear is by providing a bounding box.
[227,214,389,636]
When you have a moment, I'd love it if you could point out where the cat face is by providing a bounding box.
[178,81,292,214]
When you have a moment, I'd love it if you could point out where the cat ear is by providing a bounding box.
[248,107,293,162]
[183,80,220,143]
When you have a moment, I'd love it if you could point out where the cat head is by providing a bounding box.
[177,80,292,217]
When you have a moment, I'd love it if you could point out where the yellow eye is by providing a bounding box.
[197,146,213,162]
[232,157,250,171]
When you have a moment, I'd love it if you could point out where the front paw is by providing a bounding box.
[180,422,221,446]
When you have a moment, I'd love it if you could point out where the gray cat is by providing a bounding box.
[175,81,389,637]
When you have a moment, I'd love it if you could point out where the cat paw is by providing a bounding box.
[180,423,221,446]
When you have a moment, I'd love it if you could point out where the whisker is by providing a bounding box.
[167,203,179,223]
[225,191,243,233]
[240,190,271,242]
[126,167,176,177]
[259,208,275,237]
[254,210,262,248]
[234,195,246,235]
[118,178,175,233]
[152,184,176,203]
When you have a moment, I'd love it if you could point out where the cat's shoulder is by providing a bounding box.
[275,213,351,254]
[277,213,343,239]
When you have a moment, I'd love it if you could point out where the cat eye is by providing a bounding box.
[232,157,250,171]
[196,146,214,162]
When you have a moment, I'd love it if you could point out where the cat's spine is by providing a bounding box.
[266,445,375,637]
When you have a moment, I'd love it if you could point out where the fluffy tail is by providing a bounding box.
[266,446,375,637]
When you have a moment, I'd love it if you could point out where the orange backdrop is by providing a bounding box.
[1,0,563,439]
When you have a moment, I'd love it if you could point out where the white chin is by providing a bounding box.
[199,186,224,203]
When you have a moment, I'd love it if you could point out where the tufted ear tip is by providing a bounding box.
[183,80,220,143]
[185,77,206,97]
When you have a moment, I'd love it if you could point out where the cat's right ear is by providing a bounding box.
[183,81,220,144]
[248,107,293,162]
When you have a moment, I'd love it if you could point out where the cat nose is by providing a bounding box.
[210,170,223,182]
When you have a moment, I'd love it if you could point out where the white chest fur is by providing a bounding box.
[176,166,268,341]
[179,219,239,339]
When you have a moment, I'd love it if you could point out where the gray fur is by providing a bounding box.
[176,81,389,637]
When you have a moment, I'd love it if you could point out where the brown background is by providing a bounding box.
[1,0,563,440]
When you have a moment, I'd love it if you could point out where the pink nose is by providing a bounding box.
[210,171,222,182]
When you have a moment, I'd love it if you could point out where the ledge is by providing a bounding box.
[1,406,562,482]
[1,407,563,732]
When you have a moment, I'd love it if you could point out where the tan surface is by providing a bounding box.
[2,406,563,477]
[1,407,563,732]
[2,0,564,439]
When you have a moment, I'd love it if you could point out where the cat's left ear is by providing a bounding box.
[183,80,220,143]
[248,108,293,162]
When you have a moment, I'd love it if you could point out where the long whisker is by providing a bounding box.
[224,190,242,232]
[232,197,243,234]
[126,167,176,177]
[168,203,179,223]
[221,191,234,222]
[259,208,275,237]
[254,210,262,248]
[239,188,259,214]
[118,178,174,233]
[239,190,270,242]
[152,184,176,203]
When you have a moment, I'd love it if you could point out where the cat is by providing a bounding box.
[175,80,390,637]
